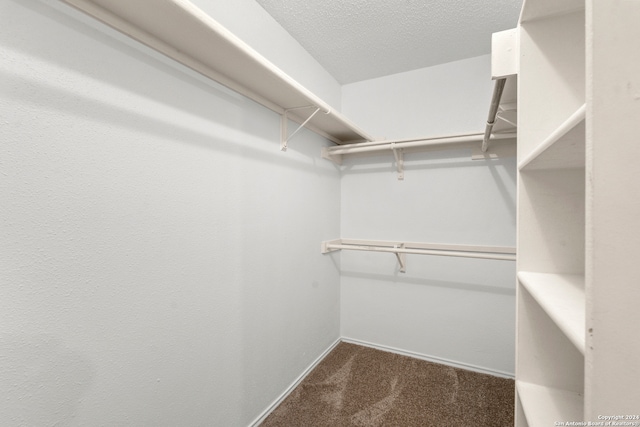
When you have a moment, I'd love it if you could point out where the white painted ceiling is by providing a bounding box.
[255,0,523,84]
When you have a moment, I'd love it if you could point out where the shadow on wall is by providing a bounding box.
[2,0,338,175]
[340,270,515,296]
[340,146,517,224]
[0,60,335,178]
[0,334,95,425]
[6,0,251,131]
[340,146,516,181]
[486,158,517,221]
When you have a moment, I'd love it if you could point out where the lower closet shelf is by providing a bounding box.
[517,272,585,353]
[517,380,583,426]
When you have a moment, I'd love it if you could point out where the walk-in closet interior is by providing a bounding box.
[1,0,638,425]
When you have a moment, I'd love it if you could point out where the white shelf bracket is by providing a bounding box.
[391,143,404,180]
[394,244,406,273]
[321,146,343,165]
[321,239,342,254]
[281,106,328,151]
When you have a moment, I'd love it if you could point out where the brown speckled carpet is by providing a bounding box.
[261,342,514,427]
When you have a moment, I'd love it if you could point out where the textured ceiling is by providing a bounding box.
[255,0,523,84]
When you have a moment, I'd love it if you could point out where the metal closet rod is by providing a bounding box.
[482,78,508,152]
[326,132,516,156]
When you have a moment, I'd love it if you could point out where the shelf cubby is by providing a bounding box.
[520,0,585,23]
[517,272,585,353]
[517,380,583,427]
[517,168,585,275]
[518,9,585,164]
[518,105,585,171]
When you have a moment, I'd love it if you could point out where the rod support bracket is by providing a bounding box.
[391,143,404,180]
[394,244,406,273]
[321,239,342,254]
[281,105,328,151]
[321,146,343,165]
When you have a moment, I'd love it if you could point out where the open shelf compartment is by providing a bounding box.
[520,0,584,23]
[518,105,585,170]
[518,272,585,353]
[517,380,583,426]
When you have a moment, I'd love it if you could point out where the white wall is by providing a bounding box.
[340,56,517,376]
[342,55,496,140]
[190,0,342,110]
[0,1,341,425]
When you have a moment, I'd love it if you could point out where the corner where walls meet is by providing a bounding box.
[339,55,517,377]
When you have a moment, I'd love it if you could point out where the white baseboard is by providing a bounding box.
[341,337,515,379]
[247,337,341,427]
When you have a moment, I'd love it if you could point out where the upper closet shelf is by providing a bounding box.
[483,28,518,153]
[520,0,585,23]
[61,0,374,145]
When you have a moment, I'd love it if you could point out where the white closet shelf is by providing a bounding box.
[488,77,518,136]
[517,380,583,426]
[520,0,585,23]
[518,272,585,354]
[61,0,373,145]
[518,104,586,171]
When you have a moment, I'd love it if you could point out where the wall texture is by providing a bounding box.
[0,1,341,425]
[340,56,517,376]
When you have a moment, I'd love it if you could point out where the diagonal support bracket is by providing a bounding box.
[496,108,517,127]
[391,143,404,180]
[394,243,406,273]
[281,105,328,151]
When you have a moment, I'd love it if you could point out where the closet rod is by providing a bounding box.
[326,243,515,261]
[322,239,516,261]
[325,132,516,156]
[482,78,507,152]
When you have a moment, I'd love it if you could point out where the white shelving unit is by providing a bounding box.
[516,0,586,423]
[516,0,640,424]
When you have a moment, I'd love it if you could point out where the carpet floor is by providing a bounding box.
[261,342,514,427]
